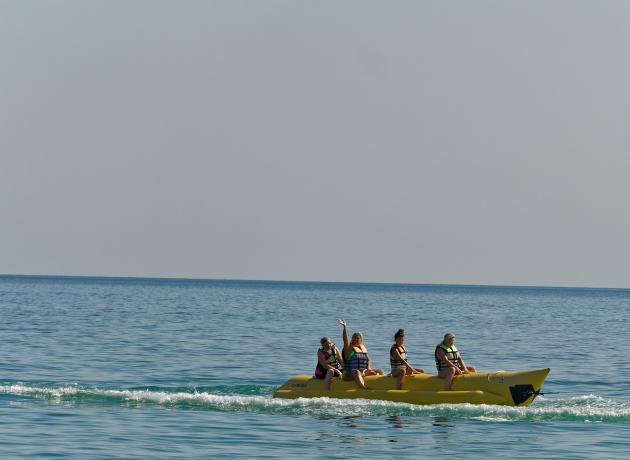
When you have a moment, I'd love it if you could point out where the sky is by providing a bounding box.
[1,1,629,288]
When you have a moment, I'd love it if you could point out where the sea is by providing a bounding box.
[0,275,629,459]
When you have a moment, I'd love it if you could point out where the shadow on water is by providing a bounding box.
[386,415,407,429]
[432,416,455,428]
[431,416,456,444]
[340,416,363,430]
[386,416,409,443]
[314,417,370,445]
[385,415,455,445]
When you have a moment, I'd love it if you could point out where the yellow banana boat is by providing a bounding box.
[273,368,550,406]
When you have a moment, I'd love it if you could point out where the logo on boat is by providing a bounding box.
[291,383,308,388]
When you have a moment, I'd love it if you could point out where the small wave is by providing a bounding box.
[1,384,629,423]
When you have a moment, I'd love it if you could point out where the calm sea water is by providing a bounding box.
[1,275,629,459]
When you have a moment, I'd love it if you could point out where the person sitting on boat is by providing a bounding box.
[338,319,384,390]
[435,332,476,390]
[390,328,424,390]
[315,336,343,391]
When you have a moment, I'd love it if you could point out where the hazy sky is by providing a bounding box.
[1,1,629,287]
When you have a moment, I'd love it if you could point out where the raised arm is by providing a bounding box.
[338,319,350,355]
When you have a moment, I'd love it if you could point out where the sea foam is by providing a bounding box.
[2,383,629,423]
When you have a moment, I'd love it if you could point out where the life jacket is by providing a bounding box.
[435,343,462,371]
[346,347,369,371]
[315,347,341,377]
[390,345,408,370]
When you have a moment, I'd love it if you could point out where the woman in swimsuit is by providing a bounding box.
[338,319,384,390]
[315,336,343,391]
[390,328,424,390]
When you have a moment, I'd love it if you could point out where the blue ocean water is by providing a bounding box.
[0,275,629,458]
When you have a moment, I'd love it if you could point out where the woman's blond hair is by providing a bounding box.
[351,332,363,343]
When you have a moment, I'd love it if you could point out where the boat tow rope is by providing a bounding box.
[525,389,560,397]
[510,385,555,404]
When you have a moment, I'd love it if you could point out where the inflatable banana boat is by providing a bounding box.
[273,368,550,406]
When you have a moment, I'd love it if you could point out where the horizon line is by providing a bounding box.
[0,273,628,291]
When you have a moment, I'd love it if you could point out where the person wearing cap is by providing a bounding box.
[390,328,425,390]
[315,336,343,390]
[338,319,384,390]
[435,332,476,390]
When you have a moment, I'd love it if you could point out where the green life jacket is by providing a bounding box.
[435,343,462,371]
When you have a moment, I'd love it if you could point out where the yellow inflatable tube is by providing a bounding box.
[273,368,550,407]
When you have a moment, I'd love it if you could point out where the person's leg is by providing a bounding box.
[324,369,334,391]
[465,366,476,373]
[352,369,368,389]
[413,367,425,374]
[438,368,456,390]
[364,368,384,376]
[392,368,405,390]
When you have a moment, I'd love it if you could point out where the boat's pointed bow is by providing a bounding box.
[508,368,550,406]
[532,367,551,384]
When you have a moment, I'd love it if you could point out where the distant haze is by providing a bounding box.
[1,1,629,288]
